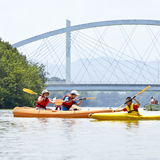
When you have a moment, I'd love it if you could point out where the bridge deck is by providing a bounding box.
[46,84,160,91]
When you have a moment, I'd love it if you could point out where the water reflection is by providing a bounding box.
[90,120,140,129]
[61,119,76,137]
[37,118,49,124]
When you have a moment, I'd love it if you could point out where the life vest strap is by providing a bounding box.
[62,103,72,108]
[36,103,46,109]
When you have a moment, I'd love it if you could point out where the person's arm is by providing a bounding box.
[63,96,72,103]
[37,96,45,103]
[113,108,124,112]
[49,99,55,104]
[76,99,83,106]
[133,98,140,106]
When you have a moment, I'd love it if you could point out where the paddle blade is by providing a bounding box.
[136,86,150,96]
[23,88,37,95]
[55,99,64,105]
[86,97,96,100]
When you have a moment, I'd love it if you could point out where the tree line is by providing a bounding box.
[0,39,47,109]
[48,90,157,108]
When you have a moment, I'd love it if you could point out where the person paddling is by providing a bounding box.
[114,97,140,115]
[62,90,83,111]
[150,96,156,104]
[36,90,55,110]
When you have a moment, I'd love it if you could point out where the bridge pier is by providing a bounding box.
[66,20,71,84]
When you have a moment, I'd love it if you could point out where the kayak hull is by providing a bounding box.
[89,112,160,120]
[144,103,160,111]
[13,107,113,118]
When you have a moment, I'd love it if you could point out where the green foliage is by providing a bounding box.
[0,39,47,109]
[48,76,65,82]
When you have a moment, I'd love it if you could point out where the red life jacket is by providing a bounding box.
[62,94,75,108]
[55,105,62,110]
[151,99,156,104]
[36,96,49,109]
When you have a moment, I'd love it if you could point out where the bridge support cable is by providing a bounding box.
[102,31,133,83]
[118,25,147,83]
[97,26,137,83]
[71,27,123,83]
[11,19,160,85]
[72,30,124,83]
[72,29,148,83]
[119,26,147,83]
[72,28,158,83]
[139,26,160,83]
[71,32,97,82]
[79,27,109,83]
[29,34,64,62]
[92,27,119,83]
[44,38,66,79]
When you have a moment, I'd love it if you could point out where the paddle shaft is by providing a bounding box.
[115,86,150,111]
[55,97,95,106]
[65,97,95,102]
[61,98,87,104]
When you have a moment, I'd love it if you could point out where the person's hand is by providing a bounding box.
[42,96,45,99]
[73,99,77,101]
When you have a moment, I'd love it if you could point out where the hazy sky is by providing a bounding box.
[0,0,160,45]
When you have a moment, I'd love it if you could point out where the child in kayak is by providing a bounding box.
[62,90,83,111]
[114,97,140,115]
[36,90,55,110]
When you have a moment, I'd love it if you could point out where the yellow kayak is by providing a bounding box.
[89,112,160,120]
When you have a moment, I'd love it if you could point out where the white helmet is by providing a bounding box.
[42,90,49,95]
[71,90,79,96]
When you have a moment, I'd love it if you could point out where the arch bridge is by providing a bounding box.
[12,19,160,91]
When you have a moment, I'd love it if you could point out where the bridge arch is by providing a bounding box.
[12,19,160,86]
[12,19,160,48]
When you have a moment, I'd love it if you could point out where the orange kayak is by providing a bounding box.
[13,107,113,118]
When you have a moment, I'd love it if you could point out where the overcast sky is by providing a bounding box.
[0,0,160,45]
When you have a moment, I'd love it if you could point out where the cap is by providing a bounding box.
[42,90,49,95]
[71,90,79,96]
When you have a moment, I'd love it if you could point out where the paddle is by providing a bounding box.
[115,86,150,111]
[54,97,96,106]
[23,88,57,103]
[23,88,40,96]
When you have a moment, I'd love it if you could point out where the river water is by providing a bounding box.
[1,107,160,160]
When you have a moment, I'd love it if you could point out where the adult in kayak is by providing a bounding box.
[36,90,55,110]
[62,90,83,111]
[114,97,140,115]
[150,96,156,104]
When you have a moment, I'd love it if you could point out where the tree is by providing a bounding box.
[0,39,47,109]
[48,77,65,82]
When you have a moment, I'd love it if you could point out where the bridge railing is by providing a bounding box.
[45,81,158,85]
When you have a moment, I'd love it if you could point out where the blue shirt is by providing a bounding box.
[62,96,77,111]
